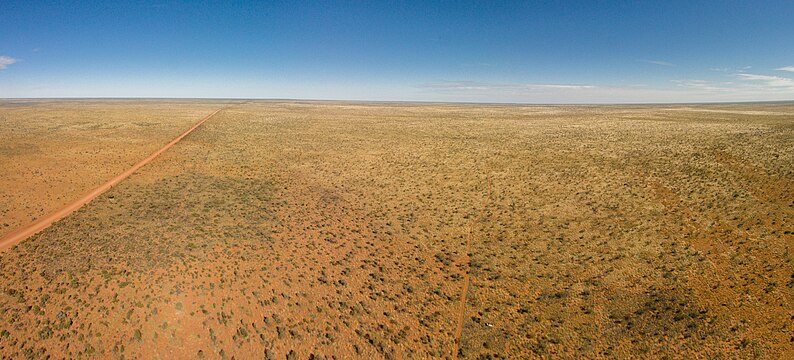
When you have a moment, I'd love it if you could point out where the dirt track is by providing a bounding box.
[0,108,222,251]
[453,174,491,359]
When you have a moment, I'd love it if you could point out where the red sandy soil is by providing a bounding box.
[0,109,222,251]
[0,100,231,238]
[0,101,791,359]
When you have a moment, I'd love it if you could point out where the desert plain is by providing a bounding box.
[0,100,791,359]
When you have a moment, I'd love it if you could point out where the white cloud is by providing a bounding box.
[421,80,595,92]
[676,73,794,89]
[673,73,794,95]
[671,79,731,92]
[530,84,596,90]
[417,75,794,103]
[775,66,794,73]
[735,73,794,90]
[416,80,696,103]
[710,66,752,73]
[641,59,675,67]
[0,56,17,70]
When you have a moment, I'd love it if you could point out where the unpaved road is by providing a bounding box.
[453,174,492,359]
[0,108,222,251]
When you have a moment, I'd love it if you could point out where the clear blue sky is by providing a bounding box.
[2,1,793,103]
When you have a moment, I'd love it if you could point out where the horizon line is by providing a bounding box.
[3,97,794,107]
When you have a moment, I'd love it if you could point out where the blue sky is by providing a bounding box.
[1,1,793,103]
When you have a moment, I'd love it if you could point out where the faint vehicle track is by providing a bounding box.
[453,173,492,359]
[711,149,793,215]
[0,108,223,251]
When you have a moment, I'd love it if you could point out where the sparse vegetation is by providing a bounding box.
[0,101,791,358]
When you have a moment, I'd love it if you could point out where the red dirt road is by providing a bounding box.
[453,174,492,359]
[0,108,222,251]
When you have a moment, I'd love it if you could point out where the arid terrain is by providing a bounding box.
[0,100,231,238]
[0,100,791,358]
